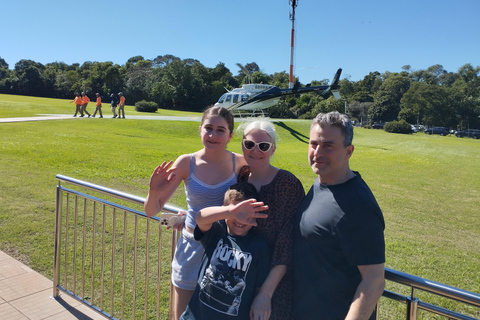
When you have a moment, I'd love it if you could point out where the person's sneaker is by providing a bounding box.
[73,115,76,117]
[122,116,125,118]
[88,115,91,118]
[92,115,95,118]
[99,116,103,118]
[80,115,84,117]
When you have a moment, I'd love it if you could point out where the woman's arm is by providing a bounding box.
[144,156,189,217]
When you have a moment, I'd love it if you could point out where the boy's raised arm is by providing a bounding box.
[196,200,269,232]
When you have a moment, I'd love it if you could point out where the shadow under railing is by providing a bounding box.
[53,175,480,320]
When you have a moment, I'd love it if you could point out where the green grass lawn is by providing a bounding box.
[1,94,479,318]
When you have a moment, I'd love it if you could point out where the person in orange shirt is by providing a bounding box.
[118,92,126,118]
[92,93,103,118]
[81,92,92,117]
[70,93,83,117]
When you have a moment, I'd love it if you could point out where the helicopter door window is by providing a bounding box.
[241,95,248,102]
[225,95,232,102]
[233,94,239,103]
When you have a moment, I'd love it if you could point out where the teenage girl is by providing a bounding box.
[144,106,247,320]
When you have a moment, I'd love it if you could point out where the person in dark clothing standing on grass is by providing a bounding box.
[110,93,118,118]
[293,111,385,320]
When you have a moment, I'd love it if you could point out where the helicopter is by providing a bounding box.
[214,67,342,114]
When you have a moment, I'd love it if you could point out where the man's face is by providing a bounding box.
[308,124,354,185]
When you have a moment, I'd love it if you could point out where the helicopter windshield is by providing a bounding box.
[217,94,227,103]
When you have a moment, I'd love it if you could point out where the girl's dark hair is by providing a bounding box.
[201,106,234,134]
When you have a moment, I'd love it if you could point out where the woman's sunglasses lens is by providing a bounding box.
[259,143,270,151]
[244,141,255,150]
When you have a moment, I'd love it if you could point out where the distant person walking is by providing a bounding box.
[118,92,125,118]
[81,92,91,117]
[92,93,103,118]
[110,93,118,118]
[70,93,83,117]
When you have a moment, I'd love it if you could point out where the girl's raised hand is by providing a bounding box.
[149,161,178,193]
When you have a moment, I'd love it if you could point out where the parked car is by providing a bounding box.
[454,129,480,139]
[424,127,449,136]
[410,125,418,133]
[372,122,384,129]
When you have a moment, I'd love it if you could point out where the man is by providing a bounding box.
[293,111,385,320]
[80,92,91,117]
[118,92,125,118]
[110,93,118,118]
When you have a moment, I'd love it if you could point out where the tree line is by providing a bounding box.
[1,55,479,129]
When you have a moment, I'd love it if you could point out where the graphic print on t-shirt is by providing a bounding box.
[198,238,252,316]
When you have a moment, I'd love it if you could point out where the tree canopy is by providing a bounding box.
[0,55,479,129]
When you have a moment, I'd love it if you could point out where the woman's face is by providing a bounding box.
[242,129,275,168]
[200,115,233,150]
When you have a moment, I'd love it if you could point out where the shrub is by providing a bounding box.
[135,100,158,113]
[384,120,413,134]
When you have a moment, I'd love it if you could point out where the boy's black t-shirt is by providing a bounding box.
[181,222,271,320]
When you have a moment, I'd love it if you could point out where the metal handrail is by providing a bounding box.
[53,175,480,320]
[385,268,480,307]
[382,268,480,319]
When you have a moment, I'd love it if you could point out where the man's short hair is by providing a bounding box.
[224,182,258,205]
[311,111,353,147]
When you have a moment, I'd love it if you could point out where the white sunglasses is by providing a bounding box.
[242,139,273,152]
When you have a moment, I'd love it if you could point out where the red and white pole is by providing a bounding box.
[288,0,297,89]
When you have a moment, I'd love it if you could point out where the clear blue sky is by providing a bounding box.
[1,0,479,83]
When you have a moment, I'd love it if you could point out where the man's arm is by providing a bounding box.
[345,263,385,320]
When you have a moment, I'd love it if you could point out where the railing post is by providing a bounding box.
[52,182,62,297]
[406,288,419,320]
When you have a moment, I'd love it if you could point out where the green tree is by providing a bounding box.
[369,73,410,123]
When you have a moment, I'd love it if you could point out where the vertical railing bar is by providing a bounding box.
[156,222,162,320]
[53,183,63,297]
[90,199,96,305]
[121,210,127,319]
[110,207,116,317]
[144,219,150,320]
[81,198,87,298]
[132,215,138,318]
[64,194,72,290]
[100,204,106,311]
[73,197,78,294]
[169,230,178,319]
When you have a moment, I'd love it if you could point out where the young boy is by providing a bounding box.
[180,182,271,320]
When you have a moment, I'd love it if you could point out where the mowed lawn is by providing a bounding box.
[1,94,479,317]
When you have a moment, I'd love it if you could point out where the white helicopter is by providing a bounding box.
[214,66,342,114]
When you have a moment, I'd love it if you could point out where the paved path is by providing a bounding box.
[0,114,203,123]
[0,250,108,320]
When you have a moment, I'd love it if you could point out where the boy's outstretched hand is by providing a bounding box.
[231,199,268,226]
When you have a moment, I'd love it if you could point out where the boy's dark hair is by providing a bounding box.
[224,182,258,205]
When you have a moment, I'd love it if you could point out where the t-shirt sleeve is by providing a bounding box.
[336,201,385,266]
[254,239,272,289]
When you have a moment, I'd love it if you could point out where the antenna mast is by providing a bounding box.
[288,0,298,89]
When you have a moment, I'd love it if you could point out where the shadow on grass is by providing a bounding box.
[274,121,309,144]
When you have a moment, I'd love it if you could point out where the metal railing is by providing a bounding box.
[53,175,480,320]
[53,174,182,319]
[381,268,480,319]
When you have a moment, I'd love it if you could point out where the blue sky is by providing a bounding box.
[1,0,479,83]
